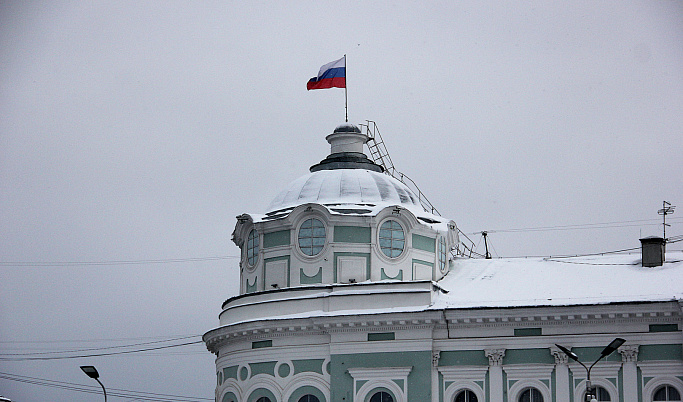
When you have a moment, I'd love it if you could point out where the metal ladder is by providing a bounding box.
[361,120,439,216]
[360,120,477,258]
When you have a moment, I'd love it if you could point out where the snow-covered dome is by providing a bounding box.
[266,169,422,213]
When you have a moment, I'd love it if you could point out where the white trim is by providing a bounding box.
[508,380,551,402]
[439,364,488,400]
[572,379,619,402]
[443,378,486,402]
[281,373,331,402]
[348,367,412,402]
[643,377,683,402]
[243,375,283,401]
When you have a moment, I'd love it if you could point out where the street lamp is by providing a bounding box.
[555,338,625,402]
[80,365,107,402]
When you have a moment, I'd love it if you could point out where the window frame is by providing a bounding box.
[297,217,327,257]
[437,236,448,273]
[378,219,406,259]
[246,229,260,268]
[653,385,682,401]
[454,389,478,402]
[518,387,544,402]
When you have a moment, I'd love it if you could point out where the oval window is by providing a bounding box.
[379,220,405,258]
[298,218,326,256]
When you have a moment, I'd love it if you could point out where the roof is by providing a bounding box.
[266,169,424,214]
[433,251,683,309]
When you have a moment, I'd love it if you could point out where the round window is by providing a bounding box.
[247,229,259,266]
[438,237,448,272]
[298,218,326,256]
[379,220,405,258]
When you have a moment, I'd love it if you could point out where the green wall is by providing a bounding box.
[330,350,432,402]
[334,226,371,243]
[412,234,436,253]
[263,230,290,248]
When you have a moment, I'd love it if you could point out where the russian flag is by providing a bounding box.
[307,56,346,90]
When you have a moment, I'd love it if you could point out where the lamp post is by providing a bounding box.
[555,338,625,402]
[80,365,107,402]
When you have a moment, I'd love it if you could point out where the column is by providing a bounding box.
[551,346,571,402]
[485,349,506,402]
[619,345,639,402]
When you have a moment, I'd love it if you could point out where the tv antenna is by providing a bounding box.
[658,201,675,241]
[482,231,492,259]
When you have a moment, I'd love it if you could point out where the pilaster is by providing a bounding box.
[485,349,506,402]
[551,346,571,402]
[619,344,639,402]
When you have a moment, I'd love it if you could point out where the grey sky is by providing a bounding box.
[1,1,682,401]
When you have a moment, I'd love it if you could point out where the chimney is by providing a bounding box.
[640,236,665,267]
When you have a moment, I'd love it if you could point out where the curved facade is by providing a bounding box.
[205,124,683,402]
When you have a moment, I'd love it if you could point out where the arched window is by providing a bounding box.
[585,386,611,401]
[654,385,682,401]
[298,395,320,402]
[247,229,259,266]
[519,388,543,402]
[455,389,478,402]
[379,220,405,258]
[256,397,271,402]
[370,391,394,402]
[298,218,326,256]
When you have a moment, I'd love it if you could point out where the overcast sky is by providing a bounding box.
[1,1,682,401]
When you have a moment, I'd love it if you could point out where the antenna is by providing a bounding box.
[658,201,676,241]
[482,231,492,259]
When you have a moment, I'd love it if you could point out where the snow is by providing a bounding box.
[256,168,452,231]
[432,252,683,309]
[266,169,423,213]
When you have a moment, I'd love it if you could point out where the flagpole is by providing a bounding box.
[344,54,348,122]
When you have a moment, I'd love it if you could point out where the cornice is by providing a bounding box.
[204,301,681,353]
[443,302,681,329]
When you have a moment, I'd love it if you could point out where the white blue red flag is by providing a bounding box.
[307,56,346,90]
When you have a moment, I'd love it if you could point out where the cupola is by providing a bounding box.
[309,123,383,173]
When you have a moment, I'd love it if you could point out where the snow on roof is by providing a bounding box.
[432,251,683,309]
[258,168,452,231]
[267,169,423,213]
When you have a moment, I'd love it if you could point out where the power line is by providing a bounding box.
[0,255,239,267]
[466,217,682,235]
[0,340,204,361]
[0,371,213,401]
[0,335,200,356]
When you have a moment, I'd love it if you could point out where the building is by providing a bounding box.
[203,124,683,402]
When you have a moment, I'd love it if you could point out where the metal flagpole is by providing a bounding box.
[344,54,348,122]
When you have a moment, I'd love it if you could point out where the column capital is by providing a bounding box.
[550,346,570,365]
[432,351,441,367]
[485,349,506,366]
[618,344,639,362]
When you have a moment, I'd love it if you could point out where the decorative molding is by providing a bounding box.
[550,346,570,365]
[485,349,505,366]
[432,351,441,367]
[618,344,640,362]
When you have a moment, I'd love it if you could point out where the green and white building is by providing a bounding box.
[204,124,683,402]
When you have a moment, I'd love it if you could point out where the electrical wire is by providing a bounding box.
[0,371,213,401]
[0,335,200,356]
[466,217,682,235]
[0,255,239,267]
[0,340,204,361]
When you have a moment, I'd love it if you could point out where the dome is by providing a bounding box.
[333,123,362,133]
[266,169,422,213]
